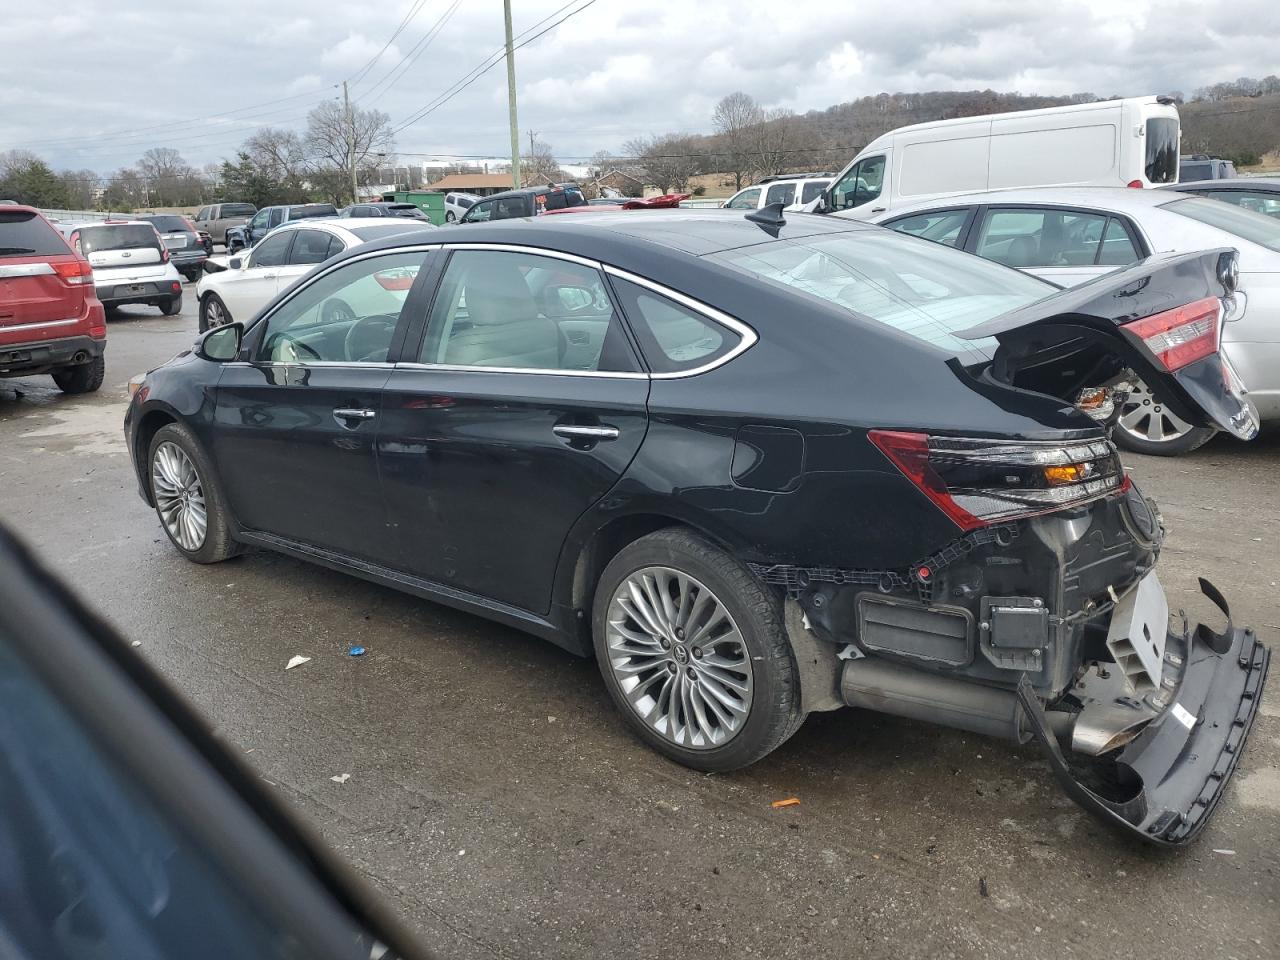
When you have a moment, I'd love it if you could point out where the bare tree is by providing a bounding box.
[136,147,203,206]
[305,100,394,204]
[521,134,562,185]
[244,128,309,197]
[712,92,763,189]
[57,168,100,209]
[624,134,701,193]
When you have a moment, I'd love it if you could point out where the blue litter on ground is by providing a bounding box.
[349,646,366,657]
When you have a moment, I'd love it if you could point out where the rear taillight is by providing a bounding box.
[1126,179,1143,188]
[52,259,94,285]
[869,431,1124,531]
[1124,296,1221,372]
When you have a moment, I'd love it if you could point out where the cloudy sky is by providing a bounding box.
[3,0,1279,174]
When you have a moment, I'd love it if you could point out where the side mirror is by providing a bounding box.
[202,259,227,275]
[194,322,244,362]
[228,257,243,270]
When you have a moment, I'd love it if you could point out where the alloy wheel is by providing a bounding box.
[605,566,754,750]
[152,441,207,551]
[1117,379,1195,445]
[205,297,228,328]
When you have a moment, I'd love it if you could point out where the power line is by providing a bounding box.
[392,0,596,134]
[346,0,430,90]
[354,0,463,108]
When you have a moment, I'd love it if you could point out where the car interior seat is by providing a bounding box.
[441,263,559,369]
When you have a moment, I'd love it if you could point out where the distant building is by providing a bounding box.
[424,174,515,196]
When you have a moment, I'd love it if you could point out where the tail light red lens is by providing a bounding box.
[1127,179,1143,188]
[52,259,94,285]
[1124,296,1221,372]
[869,431,1125,531]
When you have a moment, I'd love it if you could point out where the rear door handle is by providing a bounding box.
[334,407,376,421]
[553,424,619,441]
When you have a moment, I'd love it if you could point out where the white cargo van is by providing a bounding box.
[813,96,1181,220]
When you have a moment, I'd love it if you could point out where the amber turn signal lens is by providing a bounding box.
[1043,463,1089,485]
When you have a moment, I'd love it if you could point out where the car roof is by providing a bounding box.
[480,184,581,201]
[1163,177,1280,192]
[355,208,877,261]
[876,187,1187,219]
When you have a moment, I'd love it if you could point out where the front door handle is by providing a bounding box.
[334,407,376,421]
[553,424,619,441]
[870,207,886,213]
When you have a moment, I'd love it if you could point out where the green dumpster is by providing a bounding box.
[381,191,446,225]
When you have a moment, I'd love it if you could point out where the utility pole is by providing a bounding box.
[504,0,521,189]
[343,80,359,203]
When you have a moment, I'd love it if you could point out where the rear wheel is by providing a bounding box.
[199,293,232,332]
[446,211,456,222]
[1113,378,1215,456]
[161,295,183,316]
[593,528,804,771]
[52,355,104,394]
[148,423,238,564]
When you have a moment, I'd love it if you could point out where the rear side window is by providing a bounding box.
[288,205,337,221]
[1197,190,1280,219]
[974,208,1113,268]
[801,181,829,203]
[78,225,160,254]
[0,211,69,257]
[145,215,190,233]
[222,204,256,217]
[1097,218,1139,265]
[1164,196,1280,252]
[886,209,971,248]
[287,230,334,265]
[541,191,568,212]
[765,182,796,206]
[1145,118,1179,184]
[610,277,741,374]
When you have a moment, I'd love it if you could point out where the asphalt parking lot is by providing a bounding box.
[1,298,1277,960]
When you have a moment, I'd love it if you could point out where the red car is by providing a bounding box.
[0,206,106,394]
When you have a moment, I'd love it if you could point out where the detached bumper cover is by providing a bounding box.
[1020,579,1269,845]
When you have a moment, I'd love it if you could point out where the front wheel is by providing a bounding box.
[199,293,232,332]
[593,528,804,771]
[1113,378,1216,456]
[148,423,239,564]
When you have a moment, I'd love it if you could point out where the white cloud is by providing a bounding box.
[320,33,403,71]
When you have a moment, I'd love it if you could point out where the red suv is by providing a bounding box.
[0,206,106,393]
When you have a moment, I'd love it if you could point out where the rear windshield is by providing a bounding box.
[1145,118,1179,184]
[347,222,432,241]
[387,205,428,219]
[221,203,256,217]
[712,229,1054,362]
[1163,196,1280,252]
[142,215,191,232]
[288,205,337,220]
[0,210,69,258]
[78,225,160,254]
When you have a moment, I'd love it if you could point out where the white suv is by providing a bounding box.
[63,221,184,315]
[444,192,480,222]
[722,174,832,213]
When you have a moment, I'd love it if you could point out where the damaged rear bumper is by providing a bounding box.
[1018,580,1269,845]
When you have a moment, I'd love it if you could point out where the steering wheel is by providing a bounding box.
[343,314,399,363]
[321,297,355,324]
[273,336,322,363]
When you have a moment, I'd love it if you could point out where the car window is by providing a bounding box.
[76,225,160,254]
[257,250,429,364]
[248,231,292,268]
[457,196,475,208]
[0,210,70,257]
[463,200,493,222]
[325,235,346,258]
[725,188,761,210]
[249,210,269,230]
[267,209,284,228]
[610,277,742,374]
[1192,190,1280,219]
[711,230,1054,364]
[975,208,1112,268]
[288,229,334,266]
[1164,195,1280,252]
[801,180,829,204]
[1145,118,1179,184]
[1097,217,1140,265]
[195,207,209,221]
[830,155,885,210]
[223,203,256,217]
[765,183,796,206]
[541,191,568,212]
[145,215,190,233]
[885,209,971,248]
[495,196,529,219]
[419,250,637,372]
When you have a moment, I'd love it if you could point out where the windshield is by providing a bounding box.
[1163,196,1280,252]
[78,225,159,253]
[288,205,337,220]
[143,215,191,233]
[0,210,69,257]
[711,229,1054,362]
[1145,118,1179,184]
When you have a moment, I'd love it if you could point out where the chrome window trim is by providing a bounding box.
[393,361,649,380]
[0,316,80,334]
[439,242,599,269]
[224,360,396,371]
[602,265,758,379]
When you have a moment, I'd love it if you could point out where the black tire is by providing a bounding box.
[161,295,183,316]
[147,422,239,564]
[52,355,104,394]
[199,293,232,333]
[446,211,456,222]
[592,528,804,772]
[1113,424,1215,456]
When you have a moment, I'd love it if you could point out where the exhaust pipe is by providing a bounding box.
[72,351,89,364]
[841,658,1041,743]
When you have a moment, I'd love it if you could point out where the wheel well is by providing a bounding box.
[133,410,177,504]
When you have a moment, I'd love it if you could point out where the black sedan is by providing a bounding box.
[124,210,1267,844]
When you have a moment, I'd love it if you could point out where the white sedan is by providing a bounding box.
[196,218,431,331]
[871,187,1280,455]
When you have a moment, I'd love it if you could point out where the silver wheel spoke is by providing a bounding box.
[1119,380,1193,444]
[605,565,753,751]
[151,441,208,552]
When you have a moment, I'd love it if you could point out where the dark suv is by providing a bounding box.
[460,184,587,222]
[135,214,208,281]
[227,204,339,252]
[0,206,106,394]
